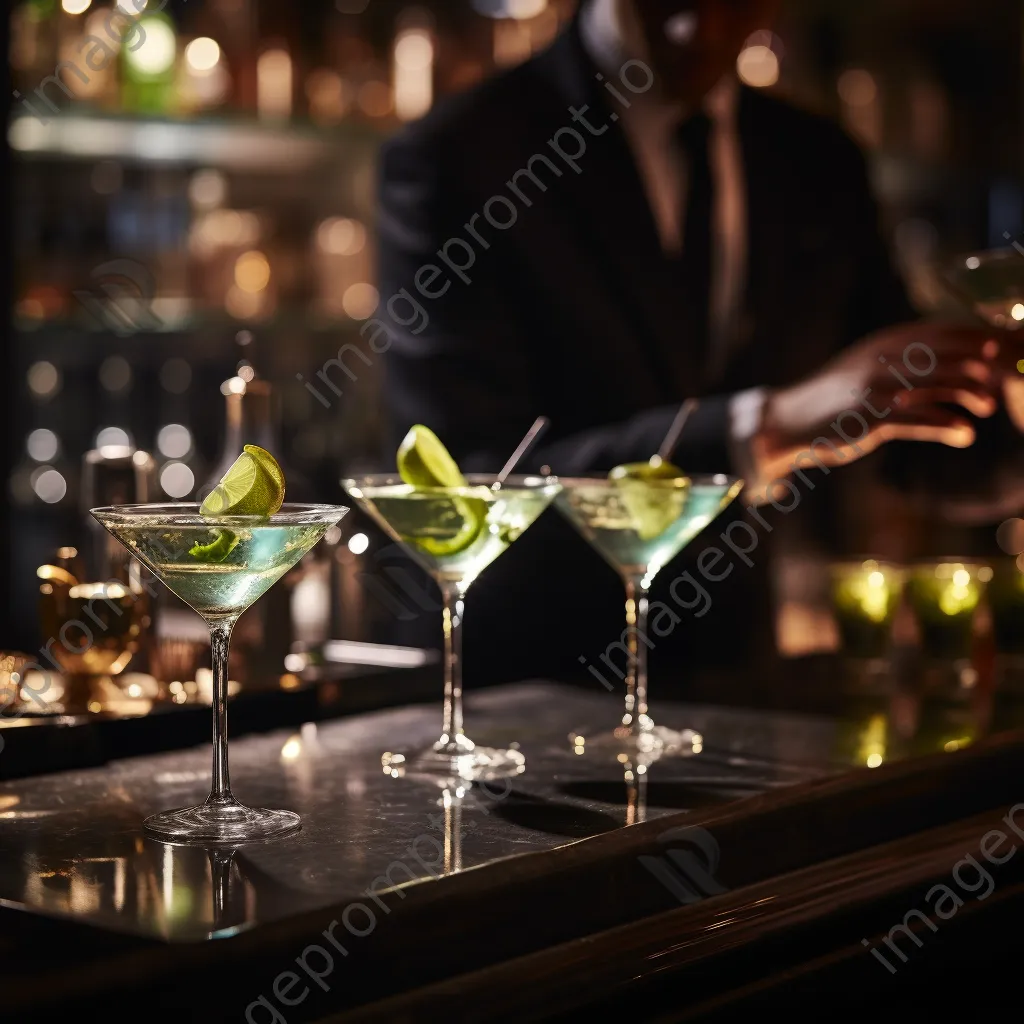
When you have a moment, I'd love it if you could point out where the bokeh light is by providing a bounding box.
[342,283,379,319]
[157,424,192,459]
[27,429,59,462]
[185,37,222,74]
[27,361,61,398]
[234,250,271,293]
[737,41,779,88]
[160,462,195,498]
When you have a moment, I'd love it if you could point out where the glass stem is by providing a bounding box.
[437,584,468,754]
[209,848,234,929]
[207,619,237,806]
[621,575,652,737]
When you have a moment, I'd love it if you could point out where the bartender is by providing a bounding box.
[374,0,1006,685]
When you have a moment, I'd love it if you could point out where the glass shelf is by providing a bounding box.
[14,309,370,337]
[8,110,386,169]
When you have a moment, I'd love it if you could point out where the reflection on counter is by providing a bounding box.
[0,683,842,941]
[20,836,259,940]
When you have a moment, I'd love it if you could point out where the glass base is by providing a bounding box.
[838,657,894,696]
[383,739,525,782]
[571,724,702,762]
[143,800,301,844]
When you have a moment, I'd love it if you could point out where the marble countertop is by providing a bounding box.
[0,681,849,943]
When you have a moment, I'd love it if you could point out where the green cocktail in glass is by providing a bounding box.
[555,473,743,758]
[92,502,347,843]
[906,561,991,662]
[343,474,560,779]
[830,560,904,661]
[942,247,1024,330]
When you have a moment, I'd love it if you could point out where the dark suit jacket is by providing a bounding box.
[372,19,915,687]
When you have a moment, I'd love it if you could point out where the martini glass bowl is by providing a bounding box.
[942,247,1024,330]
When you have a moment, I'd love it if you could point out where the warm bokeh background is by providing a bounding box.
[4,0,1022,651]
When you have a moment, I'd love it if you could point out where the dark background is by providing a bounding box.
[4,0,1023,655]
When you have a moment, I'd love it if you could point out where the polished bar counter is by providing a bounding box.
[3,678,1024,1022]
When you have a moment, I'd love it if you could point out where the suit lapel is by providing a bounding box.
[534,24,702,401]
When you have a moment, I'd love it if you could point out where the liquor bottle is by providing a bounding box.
[120,9,178,116]
[200,368,314,687]
[77,445,161,693]
[199,373,313,503]
[202,0,258,115]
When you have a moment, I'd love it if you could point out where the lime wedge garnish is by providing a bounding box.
[200,445,285,517]
[396,425,485,557]
[189,529,240,562]
[610,460,689,541]
[411,497,486,557]
[397,425,467,489]
[245,444,284,494]
[194,446,284,562]
[610,459,685,481]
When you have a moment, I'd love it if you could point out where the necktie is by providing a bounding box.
[675,112,715,383]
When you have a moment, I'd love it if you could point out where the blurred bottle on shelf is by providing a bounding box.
[74,444,160,699]
[79,445,158,584]
[178,34,232,115]
[10,1,60,101]
[195,0,258,113]
[199,369,313,504]
[327,5,393,126]
[200,366,315,687]
[392,9,435,123]
[119,9,178,115]
[256,43,294,121]
[312,216,373,321]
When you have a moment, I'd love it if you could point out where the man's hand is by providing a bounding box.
[754,323,1005,484]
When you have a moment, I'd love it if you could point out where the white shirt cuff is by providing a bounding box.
[728,387,771,503]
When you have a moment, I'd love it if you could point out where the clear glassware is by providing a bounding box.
[905,560,992,697]
[91,503,348,843]
[555,474,742,759]
[342,474,560,780]
[829,559,905,691]
[942,247,1024,331]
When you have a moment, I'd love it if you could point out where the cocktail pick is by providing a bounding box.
[492,416,551,491]
[652,398,698,468]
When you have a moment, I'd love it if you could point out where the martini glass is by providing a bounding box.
[91,503,347,843]
[555,474,743,758]
[343,474,560,780]
[943,246,1024,428]
[942,247,1024,330]
[933,248,1024,521]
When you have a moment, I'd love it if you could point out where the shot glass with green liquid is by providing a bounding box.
[830,560,904,689]
[906,562,991,694]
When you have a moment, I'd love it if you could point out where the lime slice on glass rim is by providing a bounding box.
[200,445,285,516]
[397,425,487,557]
[610,458,689,541]
[191,445,286,562]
